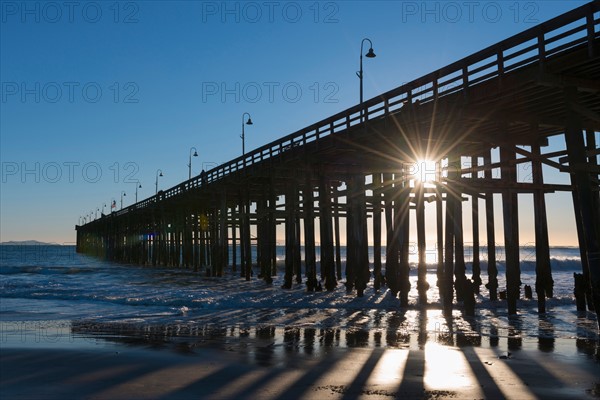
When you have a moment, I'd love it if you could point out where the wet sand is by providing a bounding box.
[2,330,599,399]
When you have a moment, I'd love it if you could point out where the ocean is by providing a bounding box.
[0,245,598,355]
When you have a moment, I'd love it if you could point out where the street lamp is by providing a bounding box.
[155,169,163,195]
[134,181,142,203]
[241,112,253,158]
[120,191,127,210]
[357,38,376,122]
[188,147,198,180]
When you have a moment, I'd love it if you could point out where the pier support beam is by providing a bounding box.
[384,173,399,297]
[270,188,278,277]
[241,192,252,281]
[218,194,228,276]
[586,129,599,310]
[416,181,428,304]
[453,162,467,303]
[436,182,444,288]
[257,196,272,284]
[231,207,237,272]
[397,173,411,306]
[471,155,482,292]
[295,212,302,284]
[373,172,384,290]
[283,183,298,289]
[345,178,356,293]
[500,146,521,315]
[532,141,553,313]
[443,155,457,314]
[210,206,220,276]
[565,88,600,325]
[347,174,370,296]
[333,189,343,281]
[484,151,498,301]
[193,213,199,272]
[304,177,318,292]
[319,175,336,291]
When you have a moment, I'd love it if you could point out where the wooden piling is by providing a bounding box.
[471,155,482,292]
[453,161,467,302]
[372,172,384,290]
[531,142,553,313]
[257,196,272,284]
[416,181,428,304]
[484,151,498,301]
[500,146,521,315]
[304,178,318,292]
[294,212,302,284]
[345,176,356,293]
[231,206,237,272]
[443,155,457,314]
[585,129,599,310]
[319,175,336,291]
[564,89,600,324]
[436,183,444,287]
[353,174,370,297]
[218,193,228,276]
[384,173,399,297]
[242,193,252,281]
[333,189,343,281]
[283,183,296,289]
[269,187,278,276]
[397,172,411,306]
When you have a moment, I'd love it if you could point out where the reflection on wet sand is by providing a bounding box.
[538,314,555,352]
[3,309,599,400]
[69,308,599,366]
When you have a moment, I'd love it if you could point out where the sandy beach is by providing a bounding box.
[2,326,599,400]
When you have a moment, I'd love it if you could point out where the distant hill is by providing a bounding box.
[0,240,62,246]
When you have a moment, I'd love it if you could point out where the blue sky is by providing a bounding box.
[0,0,594,245]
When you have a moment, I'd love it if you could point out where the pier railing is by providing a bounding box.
[106,1,599,220]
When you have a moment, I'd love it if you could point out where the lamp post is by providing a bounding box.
[155,169,163,195]
[357,38,376,122]
[241,112,253,158]
[120,191,126,210]
[188,147,198,180]
[134,181,142,203]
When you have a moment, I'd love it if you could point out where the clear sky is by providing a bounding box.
[0,0,595,245]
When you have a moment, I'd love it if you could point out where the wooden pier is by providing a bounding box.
[77,2,600,324]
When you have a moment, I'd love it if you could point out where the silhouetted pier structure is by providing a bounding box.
[77,2,600,323]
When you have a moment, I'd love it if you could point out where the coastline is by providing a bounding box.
[1,315,599,399]
[2,247,599,398]
[2,333,598,400]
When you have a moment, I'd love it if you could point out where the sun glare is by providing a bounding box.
[412,159,438,185]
